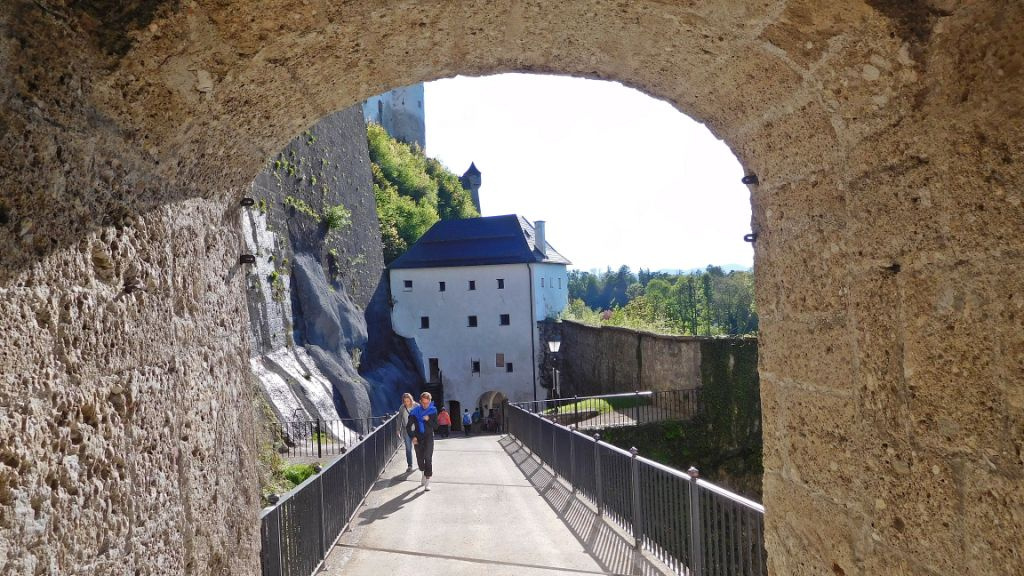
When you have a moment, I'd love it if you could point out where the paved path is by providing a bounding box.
[320,434,671,576]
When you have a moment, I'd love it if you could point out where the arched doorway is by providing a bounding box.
[477,391,508,434]
[2,2,1020,574]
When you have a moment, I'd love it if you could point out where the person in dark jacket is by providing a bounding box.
[409,392,438,490]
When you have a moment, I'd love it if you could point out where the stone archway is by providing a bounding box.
[1,2,1021,575]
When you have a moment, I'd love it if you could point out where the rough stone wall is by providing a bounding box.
[1,1,1021,574]
[556,320,704,396]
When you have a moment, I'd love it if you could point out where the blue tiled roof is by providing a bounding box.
[389,215,571,269]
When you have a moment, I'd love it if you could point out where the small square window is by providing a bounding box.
[497,278,505,289]
[403,280,413,291]
[439,281,446,292]
[506,363,514,373]
[469,280,476,290]
[499,314,510,326]
[472,360,481,373]
[495,353,505,367]
[468,315,478,327]
[420,316,430,329]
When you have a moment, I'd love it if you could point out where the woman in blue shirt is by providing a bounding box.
[409,392,438,490]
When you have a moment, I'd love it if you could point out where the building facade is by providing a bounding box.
[389,215,570,415]
[362,84,426,149]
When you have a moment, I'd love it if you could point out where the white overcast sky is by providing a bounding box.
[424,73,753,273]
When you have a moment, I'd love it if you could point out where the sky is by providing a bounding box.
[423,73,754,273]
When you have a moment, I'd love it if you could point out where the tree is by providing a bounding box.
[367,123,479,263]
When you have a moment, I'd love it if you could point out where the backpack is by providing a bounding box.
[462,412,472,425]
[406,414,419,438]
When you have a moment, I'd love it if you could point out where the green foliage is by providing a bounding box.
[268,269,286,302]
[283,195,319,221]
[600,339,762,499]
[367,123,479,263]
[564,266,757,336]
[282,464,317,486]
[544,395,646,415]
[323,203,352,231]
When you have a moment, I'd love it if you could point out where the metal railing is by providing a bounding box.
[272,414,394,459]
[505,400,766,576]
[515,389,702,430]
[260,413,401,576]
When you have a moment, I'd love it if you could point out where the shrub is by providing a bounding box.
[323,203,351,231]
[282,464,317,486]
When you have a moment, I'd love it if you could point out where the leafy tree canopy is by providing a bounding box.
[367,123,479,263]
[563,266,757,336]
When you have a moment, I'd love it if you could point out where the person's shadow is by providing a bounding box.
[357,472,423,525]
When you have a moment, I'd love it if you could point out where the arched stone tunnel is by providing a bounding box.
[0,1,1020,574]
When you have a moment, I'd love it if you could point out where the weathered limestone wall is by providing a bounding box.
[0,5,261,574]
[554,320,704,396]
[1,1,1021,574]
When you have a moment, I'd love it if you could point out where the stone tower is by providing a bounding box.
[460,162,482,213]
[362,84,426,149]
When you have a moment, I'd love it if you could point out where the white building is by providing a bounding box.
[362,84,426,149]
[389,215,570,416]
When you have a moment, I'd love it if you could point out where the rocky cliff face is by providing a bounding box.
[241,105,420,431]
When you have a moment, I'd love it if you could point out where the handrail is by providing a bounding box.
[259,413,401,576]
[505,393,766,575]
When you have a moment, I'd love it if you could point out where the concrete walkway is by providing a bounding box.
[320,434,672,576]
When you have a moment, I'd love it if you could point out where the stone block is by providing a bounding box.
[739,101,844,184]
[897,260,1018,458]
[773,384,871,508]
[758,314,852,391]
[962,465,1024,574]
[763,472,868,576]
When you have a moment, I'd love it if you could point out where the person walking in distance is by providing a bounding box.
[409,392,438,490]
[436,406,452,438]
[398,393,415,472]
[462,409,473,436]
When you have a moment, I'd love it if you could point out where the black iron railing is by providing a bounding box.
[505,398,766,576]
[272,414,394,459]
[260,413,400,576]
[515,388,702,430]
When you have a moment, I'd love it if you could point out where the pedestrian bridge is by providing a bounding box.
[261,396,765,576]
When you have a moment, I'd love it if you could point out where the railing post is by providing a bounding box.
[630,446,643,549]
[551,419,557,478]
[569,429,576,493]
[316,467,325,560]
[688,466,704,576]
[316,419,322,460]
[594,433,603,516]
[573,395,579,430]
[634,390,641,425]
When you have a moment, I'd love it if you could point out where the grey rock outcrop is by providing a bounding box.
[243,105,421,426]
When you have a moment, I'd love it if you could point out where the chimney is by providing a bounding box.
[535,220,547,258]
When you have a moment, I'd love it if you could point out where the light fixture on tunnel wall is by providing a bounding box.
[743,233,758,243]
[741,174,759,185]
[239,254,257,264]
[240,197,256,207]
